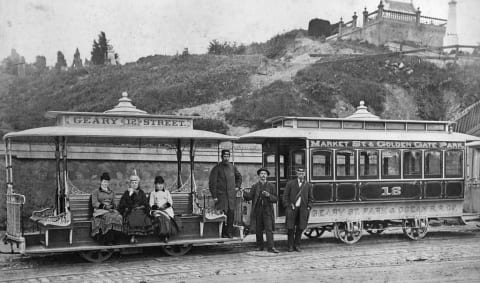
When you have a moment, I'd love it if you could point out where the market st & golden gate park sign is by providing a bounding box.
[310,140,464,149]
[57,114,193,128]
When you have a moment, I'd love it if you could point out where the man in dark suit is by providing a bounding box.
[243,168,279,253]
[208,149,242,238]
[283,168,313,252]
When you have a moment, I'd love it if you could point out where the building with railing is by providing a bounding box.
[327,0,447,48]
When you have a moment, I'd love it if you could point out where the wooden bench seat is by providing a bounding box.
[31,192,221,246]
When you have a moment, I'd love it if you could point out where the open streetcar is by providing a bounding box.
[238,101,480,244]
[3,93,244,262]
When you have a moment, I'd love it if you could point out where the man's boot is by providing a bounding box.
[287,229,294,252]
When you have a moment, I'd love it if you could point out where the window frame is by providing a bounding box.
[359,149,379,180]
[335,149,357,180]
[444,150,464,178]
[381,149,401,179]
[403,149,423,179]
[310,149,333,180]
[424,150,443,178]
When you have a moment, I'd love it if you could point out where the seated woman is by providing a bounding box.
[118,174,152,244]
[91,172,124,245]
[149,176,178,242]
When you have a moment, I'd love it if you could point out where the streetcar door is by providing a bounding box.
[264,152,286,217]
[279,148,306,217]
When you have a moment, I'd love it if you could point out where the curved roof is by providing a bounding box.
[3,92,237,144]
[4,126,237,143]
[238,127,480,144]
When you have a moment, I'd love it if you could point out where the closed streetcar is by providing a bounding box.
[238,101,480,244]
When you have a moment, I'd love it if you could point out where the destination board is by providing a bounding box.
[308,200,463,222]
[310,140,464,149]
[57,114,193,128]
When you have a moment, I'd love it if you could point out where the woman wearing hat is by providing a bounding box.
[149,176,178,242]
[90,172,124,245]
[118,173,152,243]
[243,168,279,253]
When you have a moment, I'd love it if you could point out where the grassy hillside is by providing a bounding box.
[227,54,480,129]
[1,31,480,135]
[0,54,261,134]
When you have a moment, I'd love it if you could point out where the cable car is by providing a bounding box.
[238,101,480,244]
[3,92,242,262]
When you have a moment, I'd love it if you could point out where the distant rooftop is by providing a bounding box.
[383,0,416,13]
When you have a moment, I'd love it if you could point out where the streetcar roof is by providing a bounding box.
[238,127,480,144]
[4,126,237,142]
[3,92,237,143]
[240,101,480,144]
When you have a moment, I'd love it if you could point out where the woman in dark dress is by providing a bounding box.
[90,172,124,245]
[118,174,152,243]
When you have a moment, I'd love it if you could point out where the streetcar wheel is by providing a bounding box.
[304,227,326,238]
[366,229,385,235]
[402,218,428,240]
[162,244,193,256]
[334,221,363,244]
[79,249,114,263]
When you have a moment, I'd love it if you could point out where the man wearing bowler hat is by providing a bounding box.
[209,149,242,238]
[243,168,279,253]
[283,168,313,252]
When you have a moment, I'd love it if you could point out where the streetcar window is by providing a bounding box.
[427,124,446,131]
[407,123,426,131]
[359,150,378,179]
[403,150,422,178]
[264,153,276,178]
[311,150,332,180]
[445,150,463,178]
[283,120,293,127]
[336,150,356,179]
[365,122,385,130]
[381,150,400,178]
[425,150,442,178]
[279,154,285,178]
[291,150,305,177]
[343,121,363,129]
[297,120,319,128]
[320,121,341,129]
[386,122,406,130]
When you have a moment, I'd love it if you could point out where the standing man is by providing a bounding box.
[283,168,313,252]
[243,168,279,253]
[209,149,242,238]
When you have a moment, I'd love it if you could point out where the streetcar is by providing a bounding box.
[3,92,244,262]
[238,101,480,244]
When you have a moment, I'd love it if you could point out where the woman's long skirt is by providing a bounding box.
[151,210,178,237]
[91,210,124,243]
[125,208,153,236]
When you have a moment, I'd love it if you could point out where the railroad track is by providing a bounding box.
[1,230,479,282]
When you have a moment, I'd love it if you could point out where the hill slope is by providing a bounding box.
[1,33,479,136]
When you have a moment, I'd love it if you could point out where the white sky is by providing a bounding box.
[1,0,479,66]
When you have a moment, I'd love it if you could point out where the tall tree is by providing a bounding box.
[72,48,83,68]
[90,31,115,65]
[34,56,47,71]
[55,51,67,70]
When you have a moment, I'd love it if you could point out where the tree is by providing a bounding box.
[55,51,67,71]
[72,48,83,68]
[308,18,332,37]
[34,56,47,71]
[90,31,116,65]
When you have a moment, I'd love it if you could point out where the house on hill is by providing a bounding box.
[328,0,447,48]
